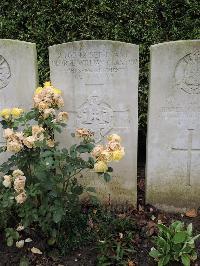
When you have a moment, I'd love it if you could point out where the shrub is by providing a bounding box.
[149,220,200,266]
[1,0,199,131]
[0,81,124,251]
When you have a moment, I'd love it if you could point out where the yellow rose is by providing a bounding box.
[16,240,25,248]
[3,128,14,139]
[11,108,23,118]
[15,191,27,204]
[91,145,104,158]
[53,88,62,94]
[94,161,108,173]
[13,169,24,178]
[0,108,11,119]
[47,139,55,148]
[7,140,23,153]
[57,111,69,122]
[43,81,51,87]
[23,136,36,149]
[35,87,43,94]
[98,150,113,162]
[107,134,121,143]
[112,148,125,161]
[2,175,12,188]
[14,175,26,193]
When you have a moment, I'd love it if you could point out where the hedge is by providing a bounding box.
[0,0,199,132]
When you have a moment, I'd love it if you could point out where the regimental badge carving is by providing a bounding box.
[174,50,200,94]
[76,96,114,141]
[0,55,11,89]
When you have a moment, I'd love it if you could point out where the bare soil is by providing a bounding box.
[0,165,200,266]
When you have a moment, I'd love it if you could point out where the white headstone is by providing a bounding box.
[146,40,200,212]
[49,40,139,207]
[0,39,38,159]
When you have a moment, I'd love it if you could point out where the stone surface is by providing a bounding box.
[49,40,139,207]
[0,39,38,160]
[146,40,200,212]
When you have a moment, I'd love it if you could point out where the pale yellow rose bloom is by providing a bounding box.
[23,136,36,149]
[112,148,125,161]
[16,240,25,248]
[13,169,24,178]
[38,101,49,110]
[43,108,55,119]
[98,150,113,163]
[16,224,24,232]
[3,128,14,139]
[11,108,24,118]
[107,134,121,143]
[2,175,12,188]
[32,125,44,136]
[7,140,23,153]
[35,87,43,94]
[47,139,55,148]
[53,88,62,94]
[15,191,27,204]
[57,111,69,122]
[91,145,104,158]
[94,161,108,173]
[107,141,121,151]
[43,81,51,87]
[14,175,26,193]
[0,108,11,119]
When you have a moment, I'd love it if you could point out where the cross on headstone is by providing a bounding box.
[66,83,130,142]
[172,129,200,186]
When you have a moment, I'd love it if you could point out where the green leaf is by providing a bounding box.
[162,254,171,265]
[149,248,160,258]
[53,209,63,223]
[158,224,171,238]
[181,254,190,266]
[103,173,111,182]
[7,236,13,247]
[173,231,187,244]
[19,257,29,266]
[187,223,193,236]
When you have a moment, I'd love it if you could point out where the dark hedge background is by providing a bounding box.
[0,0,199,132]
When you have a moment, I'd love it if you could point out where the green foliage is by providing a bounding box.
[149,221,200,266]
[1,0,199,131]
[5,228,19,247]
[0,84,117,252]
[94,211,137,265]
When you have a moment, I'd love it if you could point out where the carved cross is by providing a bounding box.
[66,84,130,142]
[172,129,200,186]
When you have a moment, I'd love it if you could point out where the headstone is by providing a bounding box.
[146,40,200,212]
[49,40,139,207]
[0,39,38,160]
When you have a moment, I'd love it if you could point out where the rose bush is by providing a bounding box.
[0,81,124,250]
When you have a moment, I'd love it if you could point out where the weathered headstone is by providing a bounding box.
[146,40,200,212]
[0,39,38,160]
[49,40,139,207]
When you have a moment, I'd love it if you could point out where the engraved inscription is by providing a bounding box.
[0,55,11,89]
[174,50,200,94]
[161,107,200,121]
[77,96,113,141]
[172,129,200,186]
[52,48,137,78]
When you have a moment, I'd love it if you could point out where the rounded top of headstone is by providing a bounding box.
[49,40,138,49]
[151,40,200,50]
[0,39,36,47]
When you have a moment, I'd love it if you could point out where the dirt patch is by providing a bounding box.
[0,166,200,266]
